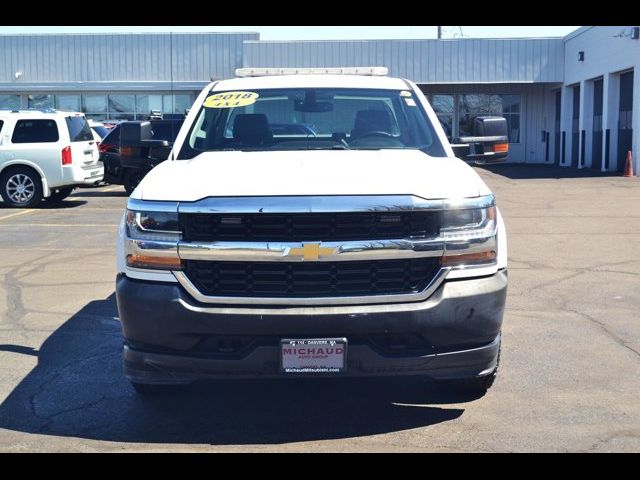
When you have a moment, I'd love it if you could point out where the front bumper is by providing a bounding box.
[116,270,507,383]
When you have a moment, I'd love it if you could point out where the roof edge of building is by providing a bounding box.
[243,37,565,44]
[0,31,260,37]
[563,26,593,41]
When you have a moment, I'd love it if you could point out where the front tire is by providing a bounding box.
[46,186,75,203]
[0,167,43,208]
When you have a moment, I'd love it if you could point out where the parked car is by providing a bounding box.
[89,120,110,141]
[100,118,183,194]
[102,120,124,130]
[116,67,509,395]
[0,110,103,207]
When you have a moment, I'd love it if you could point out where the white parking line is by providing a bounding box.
[94,185,123,192]
[0,209,36,221]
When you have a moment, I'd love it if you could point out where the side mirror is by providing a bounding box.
[451,116,509,164]
[141,139,171,163]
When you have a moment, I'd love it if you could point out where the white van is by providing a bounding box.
[0,110,103,207]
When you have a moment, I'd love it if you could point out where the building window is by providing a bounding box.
[0,95,20,110]
[431,95,454,140]
[28,94,54,110]
[83,95,108,121]
[163,94,192,114]
[56,95,81,111]
[71,92,194,120]
[108,95,135,120]
[501,94,521,144]
[136,94,163,117]
[458,94,520,143]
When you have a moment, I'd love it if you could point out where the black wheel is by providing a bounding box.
[130,381,181,395]
[0,167,43,208]
[123,169,143,195]
[46,186,75,203]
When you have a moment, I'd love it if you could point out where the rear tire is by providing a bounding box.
[0,167,43,208]
[46,186,75,203]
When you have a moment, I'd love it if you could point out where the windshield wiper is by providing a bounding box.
[277,145,350,151]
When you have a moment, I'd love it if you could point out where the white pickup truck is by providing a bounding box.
[115,67,508,395]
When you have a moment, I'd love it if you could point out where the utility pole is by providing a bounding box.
[437,26,442,39]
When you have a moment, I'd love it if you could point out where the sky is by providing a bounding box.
[0,26,581,40]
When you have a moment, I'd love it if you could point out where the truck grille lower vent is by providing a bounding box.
[183,258,441,299]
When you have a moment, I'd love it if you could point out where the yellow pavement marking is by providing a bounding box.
[99,186,124,192]
[0,209,36,221]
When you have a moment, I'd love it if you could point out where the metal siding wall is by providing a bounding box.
[243,38,563,83]
[0,32,256,86]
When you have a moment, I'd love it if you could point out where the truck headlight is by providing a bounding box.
[125,209,182,269]
[440,197,497,268]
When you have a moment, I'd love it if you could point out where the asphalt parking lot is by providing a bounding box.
[0,165,639,452]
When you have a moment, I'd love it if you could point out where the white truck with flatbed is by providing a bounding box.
[115,67,509,394]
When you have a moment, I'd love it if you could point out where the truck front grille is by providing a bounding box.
[183,258,441,299]
[181,211,441,242]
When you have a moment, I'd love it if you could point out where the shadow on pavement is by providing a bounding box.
[479,163,623,179]
[0,293,473,445]
[71,189,127,198]
[0,345,38,356]
[0,200,88,210]
[37,200,88,209]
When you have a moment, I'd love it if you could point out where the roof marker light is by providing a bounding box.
[234,67,389,77]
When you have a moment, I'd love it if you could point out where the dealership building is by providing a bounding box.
[0,26,638,174]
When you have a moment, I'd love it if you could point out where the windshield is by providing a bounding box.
[178,88,446,159]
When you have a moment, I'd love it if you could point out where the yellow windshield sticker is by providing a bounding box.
[400,90,412,97]
[204,91,259,108]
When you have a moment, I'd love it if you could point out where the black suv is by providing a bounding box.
[100,117,184,194]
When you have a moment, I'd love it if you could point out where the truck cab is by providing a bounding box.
[115,67,508,394]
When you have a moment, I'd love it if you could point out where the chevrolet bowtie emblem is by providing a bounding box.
[288,243,335,261]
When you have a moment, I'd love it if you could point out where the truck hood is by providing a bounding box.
[134,149,491,202]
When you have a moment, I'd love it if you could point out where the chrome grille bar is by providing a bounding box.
[178,238,444,262]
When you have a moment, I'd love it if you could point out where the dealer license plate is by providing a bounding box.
[281,338,347,374]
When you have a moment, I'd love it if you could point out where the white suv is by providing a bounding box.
[0,110,103,207]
